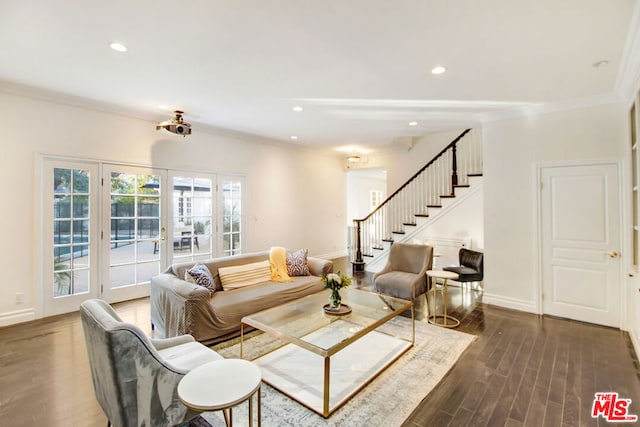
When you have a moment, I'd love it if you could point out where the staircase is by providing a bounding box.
[351,128,483,272]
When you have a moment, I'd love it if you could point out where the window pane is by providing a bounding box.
[194,178,212,197]
[54,168,71,193]
[138,197,159,217]
[54,195,71,218]
[223,233,230,252]
[139,175,160,195]
[137,241,159,262]
[53,272,72,297]
[137,261,160,284]
[54,220,71,244]
[111,219,134,241]
[111,173,136,194]
[73,195,89,218]
[137,219,159,239]
[232,215,240,232]
[73,269,90,293]
[54,249,71,268]
[73,170,90,193]
[111,196,135,217]
[72,220,90,243]
[72,245,90,268]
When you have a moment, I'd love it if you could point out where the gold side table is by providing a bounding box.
[426,270,460,328]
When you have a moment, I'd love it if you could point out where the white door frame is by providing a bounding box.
[535,158,625,328]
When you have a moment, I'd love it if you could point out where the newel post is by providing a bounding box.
[352,219,365,273]
[451,142,458,195]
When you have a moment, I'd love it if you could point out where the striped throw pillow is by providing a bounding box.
[218,260,272,290]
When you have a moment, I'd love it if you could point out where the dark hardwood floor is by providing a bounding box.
[1,258,640,426]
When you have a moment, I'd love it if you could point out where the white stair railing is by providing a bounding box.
[352,129,482,271]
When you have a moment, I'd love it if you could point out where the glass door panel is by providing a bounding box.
[44,160,99,316]
[221,177,244,256]
[170,174,214,263]
[102,165,164,302]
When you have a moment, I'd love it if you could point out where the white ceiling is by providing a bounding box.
[0,0,636,151]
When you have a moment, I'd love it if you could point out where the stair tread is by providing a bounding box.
[468,173,483,177]
[391,230,406,234]
[427,205,442,208]
[403,222,417,226]
[382,239,394,243]
[454,184,470,188]
[415,214,429,217]
[441,195,455,198]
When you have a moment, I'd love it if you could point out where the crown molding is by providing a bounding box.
[616,0,640,105]
[0,79,330,153]
[478,92,624,124]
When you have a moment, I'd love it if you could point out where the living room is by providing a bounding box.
[2,1,640,426]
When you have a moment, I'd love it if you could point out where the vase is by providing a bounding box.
[329,288,342,308]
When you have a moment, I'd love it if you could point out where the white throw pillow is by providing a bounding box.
[218,260,271,290]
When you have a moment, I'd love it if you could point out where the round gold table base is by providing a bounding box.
[427,314,460,328]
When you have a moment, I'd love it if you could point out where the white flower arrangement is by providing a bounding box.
[322,271,352,291]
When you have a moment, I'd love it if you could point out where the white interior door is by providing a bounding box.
[540,162,622,327]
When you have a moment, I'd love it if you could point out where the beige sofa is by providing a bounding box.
[150,250,333,344]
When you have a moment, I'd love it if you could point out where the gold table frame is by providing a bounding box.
[241,288,414,418]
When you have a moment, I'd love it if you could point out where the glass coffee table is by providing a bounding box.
[240,288,414,418]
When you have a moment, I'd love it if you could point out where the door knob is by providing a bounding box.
[608,251,619,258]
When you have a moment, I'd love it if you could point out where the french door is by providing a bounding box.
[43,160,100,316]
[42,158,245,313]
[101,165,165,302]
[167,172,216,264]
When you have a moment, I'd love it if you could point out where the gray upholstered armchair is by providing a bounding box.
[373,243,434,301]
[80,299,223,427]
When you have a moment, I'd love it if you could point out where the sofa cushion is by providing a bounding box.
[219,260,272,290]
[185,264,216,294]
[287,248,310,276]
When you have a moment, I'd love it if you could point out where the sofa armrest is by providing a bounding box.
[150,334,195,351]
[307,257,333,277]
[150,273,212,339]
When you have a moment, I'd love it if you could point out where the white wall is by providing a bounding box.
[483,103,627,312]
[345,169,386,224]
[358,129,470,193]
[0,90,346,324]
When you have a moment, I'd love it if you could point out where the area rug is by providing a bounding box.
[199,317,475,426]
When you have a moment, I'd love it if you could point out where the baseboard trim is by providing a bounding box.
[0,308,36,327]
[628,325,640,361]
[482,292,538,314]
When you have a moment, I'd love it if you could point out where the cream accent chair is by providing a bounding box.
[80,299,224,427]
[373,243,434,301]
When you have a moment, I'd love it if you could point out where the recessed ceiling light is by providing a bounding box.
[109,42,128,52]
[409,121,418,126]
[293,106,303,112]
[290,135,298,140]
[157,104,169,110]
[593,60,609,68]
[431,65,446,75]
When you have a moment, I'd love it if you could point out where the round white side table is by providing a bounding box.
[426,270,460,328]
[178,358,262,427]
